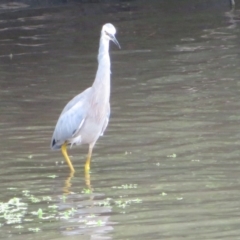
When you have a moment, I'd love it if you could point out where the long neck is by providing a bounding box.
[92,37,111,102]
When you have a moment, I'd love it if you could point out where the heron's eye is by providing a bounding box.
[105,31,110,37]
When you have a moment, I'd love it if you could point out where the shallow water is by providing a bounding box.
[0,0,240,239]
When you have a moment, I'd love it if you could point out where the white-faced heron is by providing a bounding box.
[51,23,120,172]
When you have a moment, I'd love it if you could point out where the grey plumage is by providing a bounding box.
[50,23,120,172]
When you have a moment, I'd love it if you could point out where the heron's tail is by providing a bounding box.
[51,138,61,150]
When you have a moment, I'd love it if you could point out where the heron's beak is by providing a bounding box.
[111,34,121,49]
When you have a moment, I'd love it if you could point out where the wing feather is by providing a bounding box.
[51,88,92,149]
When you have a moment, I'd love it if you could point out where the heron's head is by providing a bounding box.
[101,23,121,48]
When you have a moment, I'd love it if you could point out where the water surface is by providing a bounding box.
[0,0,240,239]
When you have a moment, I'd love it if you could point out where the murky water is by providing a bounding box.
[0,0,240,239]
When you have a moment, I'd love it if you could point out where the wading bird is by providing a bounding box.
[51,23,120,172]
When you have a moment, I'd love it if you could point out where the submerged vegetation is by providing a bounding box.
[0,184,142,234]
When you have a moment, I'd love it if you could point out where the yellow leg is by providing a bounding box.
[85,145,93,172]
[61,143,75,172]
